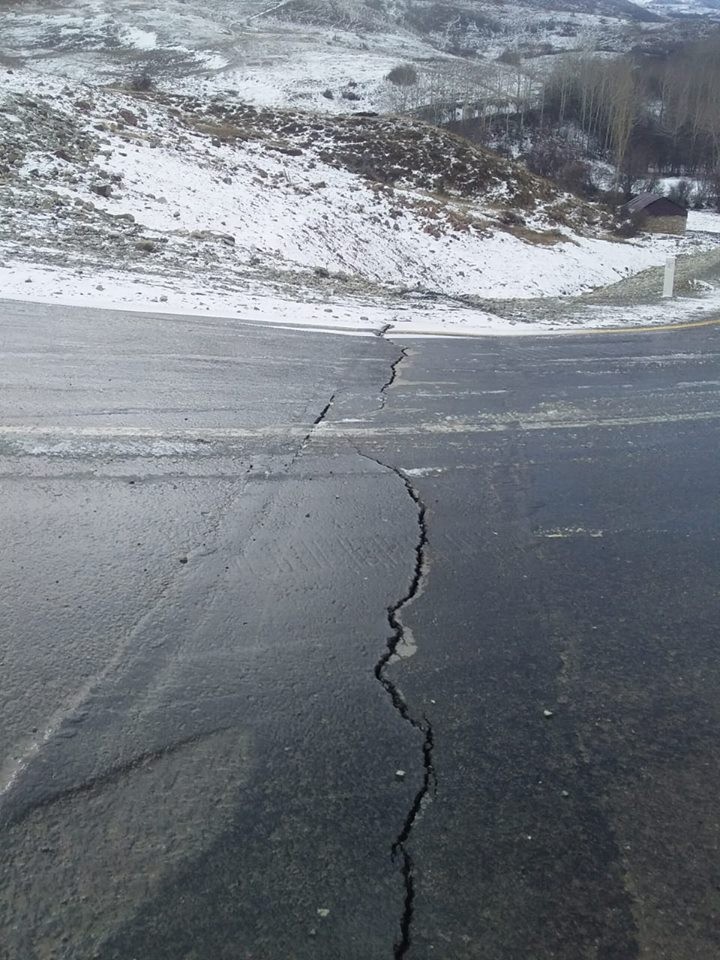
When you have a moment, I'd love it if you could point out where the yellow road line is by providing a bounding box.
[392,315,720,340]
[577,316,720,335]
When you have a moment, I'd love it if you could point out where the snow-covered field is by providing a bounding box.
[687,210,720,234]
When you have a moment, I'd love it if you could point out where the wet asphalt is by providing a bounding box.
[1,300,719,960]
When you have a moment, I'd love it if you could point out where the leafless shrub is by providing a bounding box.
[129,70,154,93]
[387,64,418,87]
[497,48,521,66]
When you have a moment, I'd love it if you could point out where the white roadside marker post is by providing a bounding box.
[662,256,676,299]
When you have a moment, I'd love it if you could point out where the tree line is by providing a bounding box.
[385,29,720,206]
[539,32,720,197]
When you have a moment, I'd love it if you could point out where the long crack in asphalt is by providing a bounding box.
[355,340,436,958]
[378,345,408,410]
[285,345,434,956]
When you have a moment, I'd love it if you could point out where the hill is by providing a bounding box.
[1,2,717,333]
[0,0,710,116]
[2,67,706,329]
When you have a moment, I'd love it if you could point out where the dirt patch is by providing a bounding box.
[503,225,568,246]
[189,119,264,142]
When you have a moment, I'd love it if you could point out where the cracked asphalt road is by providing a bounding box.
[1,300,720,960]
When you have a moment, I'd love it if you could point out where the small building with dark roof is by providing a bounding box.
[620,193,687,235]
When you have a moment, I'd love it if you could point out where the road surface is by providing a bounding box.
[1,300,719,960]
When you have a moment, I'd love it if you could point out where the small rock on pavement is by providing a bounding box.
[395,769,406,781]
[543,709,554,718]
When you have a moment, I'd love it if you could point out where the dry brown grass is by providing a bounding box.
[188,120,264,142]
[502,225,570,246]
[139,92,607,231]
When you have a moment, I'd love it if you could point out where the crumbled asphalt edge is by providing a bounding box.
[353,340,436,958]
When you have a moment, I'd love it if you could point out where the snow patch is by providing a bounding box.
[688,211,720,235]
[118,26,159,51]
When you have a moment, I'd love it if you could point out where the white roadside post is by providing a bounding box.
[662,256,676,299]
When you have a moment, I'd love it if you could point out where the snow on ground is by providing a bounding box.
[639,0,720,16]
[118,27,160,53]
[2,66,720,337]
[166,27,441,114]
[1,69,710,298]
[79,131,694,299]
[0,261,502,336]
[0,0,453,113]
[5,259,720,338]
[573,289,720,332]
[687,210,720,234]
[0,0,678,116]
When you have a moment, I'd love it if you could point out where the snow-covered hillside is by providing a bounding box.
[2,66,717,334]
[0,0,705,116]
[2,0,720,335]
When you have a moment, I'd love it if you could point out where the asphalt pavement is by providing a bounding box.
[1,300,719,960]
